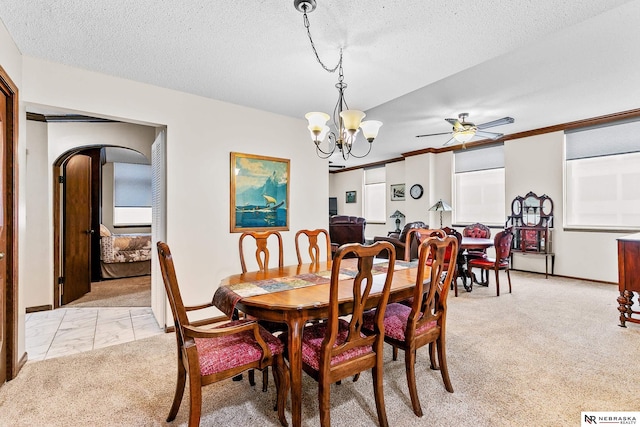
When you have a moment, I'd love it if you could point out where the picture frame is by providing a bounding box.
[230,152,290,232]
[345,190,357,203]
[390,183,405,201]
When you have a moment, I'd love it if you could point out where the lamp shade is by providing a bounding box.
[453,127,476,143]
[428,199,452,212]
[340,109,366,132]
[360,120,383,142]
[305,112,330,133]
[390,210,405,219]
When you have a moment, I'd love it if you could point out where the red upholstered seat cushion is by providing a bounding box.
[194,319,284,376]
[300,319,373,371]
[468,257,509,268]
[362,303,437,342]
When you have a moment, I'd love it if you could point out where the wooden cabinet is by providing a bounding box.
[617,233,640,327]
[506,191,555,277]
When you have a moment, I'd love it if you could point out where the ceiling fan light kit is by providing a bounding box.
[417,112,514,148]
[295,0,383,160]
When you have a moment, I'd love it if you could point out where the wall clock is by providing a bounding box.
[410,184,423,199]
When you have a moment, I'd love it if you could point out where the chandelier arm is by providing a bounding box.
[302,9,342,73]
[314,132,338,156]
[345,142,373,159]
[315,145,335,159]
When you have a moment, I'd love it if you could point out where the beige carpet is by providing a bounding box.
[65,275,151,308]
[2,271,639,426]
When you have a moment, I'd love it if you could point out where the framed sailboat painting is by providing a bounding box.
[230,152,290,232]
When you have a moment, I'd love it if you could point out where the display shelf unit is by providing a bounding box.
[506,191,555,278]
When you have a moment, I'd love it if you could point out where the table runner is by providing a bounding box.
[213,260,417,317]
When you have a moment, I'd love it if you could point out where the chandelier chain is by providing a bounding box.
[302,9,342,74]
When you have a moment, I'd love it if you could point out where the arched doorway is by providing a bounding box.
[53,145,153,307]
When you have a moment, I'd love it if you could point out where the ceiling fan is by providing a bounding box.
[416,113,515,147]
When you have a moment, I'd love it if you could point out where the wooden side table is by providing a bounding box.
[617,232,640,327]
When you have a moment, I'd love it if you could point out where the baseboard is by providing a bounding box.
[26,304,52,313]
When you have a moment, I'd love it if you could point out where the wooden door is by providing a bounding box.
[62,155,92,304]
[0,74,7,384]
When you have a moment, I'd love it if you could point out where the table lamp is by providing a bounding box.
[390,210,405,233]
[428,199,452,228]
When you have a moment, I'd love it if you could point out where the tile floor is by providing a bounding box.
[25,307,164,362]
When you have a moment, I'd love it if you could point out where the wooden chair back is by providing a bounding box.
[295,228,330,265]
[412,236,458,334]
[495,227,514,263]
[239,230,284,273]
[407,228,445,261]
[463,222,491,239]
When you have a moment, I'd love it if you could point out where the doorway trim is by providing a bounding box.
[0,64,21,380]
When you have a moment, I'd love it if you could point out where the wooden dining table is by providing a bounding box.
[459,237,494,290]
[214,259,421,427]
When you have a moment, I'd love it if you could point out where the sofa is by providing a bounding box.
[373,221,427,261]
[329,215,366,254]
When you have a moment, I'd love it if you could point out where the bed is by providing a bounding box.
[100,224,152,279]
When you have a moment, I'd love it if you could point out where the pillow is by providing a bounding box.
[100,224,111,237]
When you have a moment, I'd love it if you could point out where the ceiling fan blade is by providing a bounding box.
[416,131,452,138]
[476,116,515,130]
[442,136,457,146]
[475,130,504,140]
[445,118,464,130]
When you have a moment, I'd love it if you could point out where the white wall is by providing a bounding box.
[17,57,328,327]
[24,121,51,309]
[331,132,627,283]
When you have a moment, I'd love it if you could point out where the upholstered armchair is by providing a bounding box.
[328,215,366,254]
[373,221,427,260]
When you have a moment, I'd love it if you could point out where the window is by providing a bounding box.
[565,119,640,229]
[364,167,385,223]
[454,144,505,225]
[113,162,152,226]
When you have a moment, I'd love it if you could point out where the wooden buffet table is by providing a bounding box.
[617,232,640,327]
[214,259,421,427]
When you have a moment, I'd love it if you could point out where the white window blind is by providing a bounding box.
[454,144,505,225]
[364,167,386,223]
[565,119,640,229]
[113,162,152,225]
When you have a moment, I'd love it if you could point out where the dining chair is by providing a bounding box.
[239,230,284,273]
[295,228,331,265]
[463,223,491,283]
[466,227,514,296]
[238,230,285,390]
[293,241,396,427]
[156,242,289,427]
[363,235,458,417]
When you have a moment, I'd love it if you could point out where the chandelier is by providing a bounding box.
[295,0,383,160]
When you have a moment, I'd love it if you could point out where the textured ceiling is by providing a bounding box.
[1,0,639,167]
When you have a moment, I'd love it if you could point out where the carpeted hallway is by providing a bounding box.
[66,275,151,308]
[2,271,639,426]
